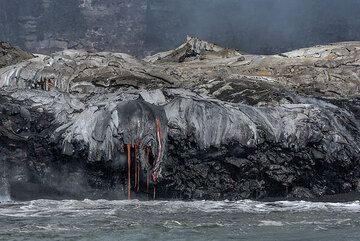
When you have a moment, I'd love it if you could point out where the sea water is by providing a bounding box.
[0,199,359,241]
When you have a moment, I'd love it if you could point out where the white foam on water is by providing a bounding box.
[257,218,353,227]
[0,199,360,218]
[35,225,70,232]
[163,220,184,229]
[258,220,284,226]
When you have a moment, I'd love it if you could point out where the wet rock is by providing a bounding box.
[288,187,314,199]
[312,149,325,160]
[356,180,360,192]
[224,158,252,169]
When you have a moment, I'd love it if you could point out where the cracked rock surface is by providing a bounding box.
[1,38,360,200]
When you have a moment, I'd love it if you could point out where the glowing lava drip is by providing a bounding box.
[146,147,150,195]
[153,118,163,199]
[127,143,131,200]
[126,118,164,200]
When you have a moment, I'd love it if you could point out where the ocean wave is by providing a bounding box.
[0,199,359,218]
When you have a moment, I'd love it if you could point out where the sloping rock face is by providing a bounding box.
[0,41,33,68]
[1,38,360,200]
[0,50,173,92]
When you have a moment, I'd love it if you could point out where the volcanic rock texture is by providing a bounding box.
[1,38,360,200]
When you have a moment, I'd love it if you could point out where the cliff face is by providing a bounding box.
[0,38,360,201]
[1,0,360,56]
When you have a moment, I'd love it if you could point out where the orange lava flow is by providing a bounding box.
[146,147,150,195]
[152,118,163,199]
[137,159,140,192]
[134,144,138,190]
[127,143,131,200]
[153,186,156,200]
[154,118,162,183]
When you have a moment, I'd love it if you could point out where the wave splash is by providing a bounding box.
[0,199,359,218]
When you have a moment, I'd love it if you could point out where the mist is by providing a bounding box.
[146,0,360,54]
[1,0,360,55]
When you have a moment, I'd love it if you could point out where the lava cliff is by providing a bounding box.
[0,38,360,200]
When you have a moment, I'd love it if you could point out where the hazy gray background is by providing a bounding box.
[1,0,360,55]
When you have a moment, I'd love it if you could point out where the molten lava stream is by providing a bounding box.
[145,147,151,199]
[152,118,163,199]
[134,144,138,191]
[127,143,131,200]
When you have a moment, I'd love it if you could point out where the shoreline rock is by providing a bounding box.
[0,39,360,201]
